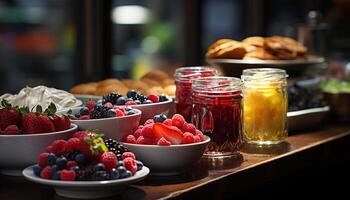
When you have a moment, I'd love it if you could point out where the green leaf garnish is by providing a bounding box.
[36,105,43,113]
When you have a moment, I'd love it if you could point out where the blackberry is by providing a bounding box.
[103,92,122,105]
[64,151,80,161]
[159,94,168,102]
[104,139,128,155]
[90,105,109,119]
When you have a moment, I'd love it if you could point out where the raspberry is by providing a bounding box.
[122,152,136,160]
[197,133,205,141]
[137,125,144,130]
[171,114,185,129]
[134,129,142,138]
[45,145,53,153]
[182,132,195,144]
[125,135,137,143]
[60,169,76,181]
[79,115,90,120]
[100,152,117,171]
[123,157,137,174]
[184,123,196,135]
[194,135,202,143]
[125,101,137,105]
[144,119,154,125]
[73,131,87,138]
[40,166,52,179]
[3,125,19,135]
[136,136,145,144]
[115,109,125,117]
[65,138,81,152]
[103,102,113,109]
[157,137,171,146]
[195,129,203,135]
[141,124,154,138]
[67,161,78,168]
[163,119,172,126]
[39,153,49,167]
[148,93,159,103]
[52,140,67,156]
[85,100,96,111]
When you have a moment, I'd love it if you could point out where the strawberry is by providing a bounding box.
[100,152,117,171]
[22,113,55,134]
[2,125,19,135]
[78,131,108,160]
[52,115,71,131]
[0,100,21,130]
[153,123,184,145]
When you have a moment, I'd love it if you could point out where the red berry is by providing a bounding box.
[67,161,78,168]
[123,157,137,174]
[197,133,205,141]
[157,137,171,146]
[115,109,125,117]
[141,124,154,138]
[40,166,52,179]
[125,135,137,144]
[85,100,96,111]
[144,119,154,125]
[184,123,196,135]
[39,153,49,167]
[171,114,186,129]
[163,119,172,126]
[182,132,195,144]
[134,129,142,138]
[60,169,76,181]
[104,102,113,109]
[194,135,202,143]
[51,140,67,156]
[52,115,71,132]
[72,131,87,138]
[137,125,144,130]
[148,93,159,103]
[136,136,145,144]
[100,152,117,171]
[65,138,81,152]
[45,145,53,153]
[125,101,137,105]
[195,129,203,135]
[153,123,183,145]
[122,152,136,160]
[79,115,90,120]
[0,106,21,130]
[3,125,19,135]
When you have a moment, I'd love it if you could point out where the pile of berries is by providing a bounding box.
[73,100,137,120]
[124,114,206,146]
[0,100,70,135]
[102,91,169,106]
[33,130,143,181]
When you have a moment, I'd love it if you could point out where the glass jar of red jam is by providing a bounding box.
[192,76,242,157]
[174,67,218,122]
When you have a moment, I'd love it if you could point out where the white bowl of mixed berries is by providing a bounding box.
[22,130,149,199]
[66,100,142,140]
[100,91,172,124]
[0,100,77,175]
[122,114,210,176]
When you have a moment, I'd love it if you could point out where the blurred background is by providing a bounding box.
[0,0,350,93]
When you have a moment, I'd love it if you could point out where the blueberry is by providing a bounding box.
[159,95,168,102]
[117,166,127,175]
[142,99,153,104]
[125,170,132,178]
[71,166,80,173]
[93,163,105,172]
[96,99,103,105]
[117,160,124,167]
[52,171,61,180]
[134,100,141,104]
[51,165,59,173]
[116,97,127,105]
[56,157,67,169]
[106,109,116,117]
[91,171,109,181]
[109,168,120,180]
[80,107,89,115]
[124,106,132,111]
[127,90,137,98]
[136,160,143,171]
[75,154,87,165]
[46,153,57,166]
[127,110,136,115]
[75,113,81,118]
[153,114,167,123]
[33,164,42,177]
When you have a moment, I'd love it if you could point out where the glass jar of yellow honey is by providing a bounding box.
[241,68,288,145]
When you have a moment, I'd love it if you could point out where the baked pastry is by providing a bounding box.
[70,82,98,95]
[264,36,307,60]
[121,79,149,94]
[206,40,247,59]
[243,47,278,60]
[94,84,129,96]
[97,79,124,88]
[140,69,170,83]
[242,36,265,47]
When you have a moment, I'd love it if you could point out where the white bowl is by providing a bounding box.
[23,165,150,199]
[123,136,210,176]
[130,98,173,124]
[0,124,78,176]
[69,108,141,140]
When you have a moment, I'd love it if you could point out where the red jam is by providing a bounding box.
[174,67,217,122]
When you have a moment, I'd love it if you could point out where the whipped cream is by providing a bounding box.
[0,86,82,111]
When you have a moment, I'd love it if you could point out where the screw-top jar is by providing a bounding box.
[174,66,218,122]
[241,68,288,145]
[192,76,242,157]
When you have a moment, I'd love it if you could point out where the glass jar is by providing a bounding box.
[174,66,218,122]
[192,76,242,157]
[241,68,288,145]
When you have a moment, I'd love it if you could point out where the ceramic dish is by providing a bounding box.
[287,106,330,132]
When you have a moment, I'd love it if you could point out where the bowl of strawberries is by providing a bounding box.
[122,114,210,175]
[0,100,77,175]
[66,100,142,140]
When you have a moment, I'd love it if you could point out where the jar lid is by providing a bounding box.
[241,68,288,82]
[174,66,218,81]
[192,76,242,93]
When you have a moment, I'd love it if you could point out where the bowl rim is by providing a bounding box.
[70,108,142,122]
[128,98,173,108]
[122,136,211,148]
[0,124,78,138]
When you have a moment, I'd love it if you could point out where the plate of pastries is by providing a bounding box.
[206,36,324,66]
[70,70,175,100]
